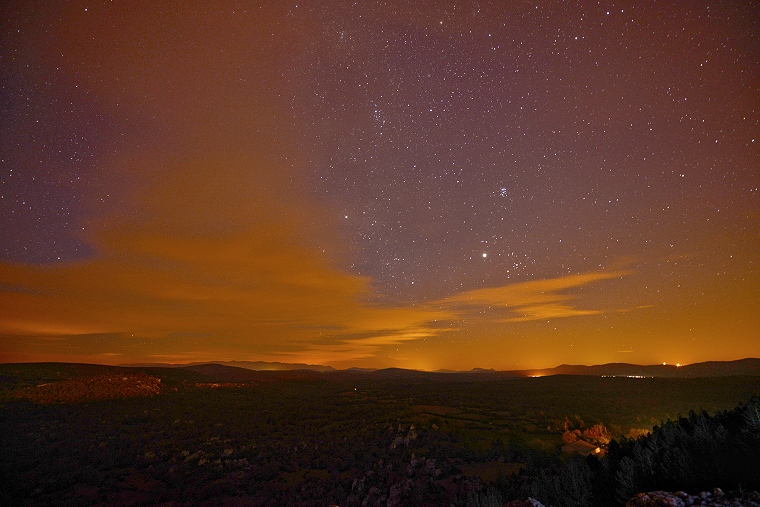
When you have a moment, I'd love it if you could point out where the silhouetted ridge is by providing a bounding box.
[122,360,336,372]
[367,367,429,378]
[116,358,760,378]
[508,358,760,378]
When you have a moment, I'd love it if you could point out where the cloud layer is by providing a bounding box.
[0,212,631,365]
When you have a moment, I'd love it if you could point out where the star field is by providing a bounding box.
[0,0,758,369]
[286,2,758,305]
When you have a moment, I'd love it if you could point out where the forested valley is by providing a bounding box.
[1,363,759,506]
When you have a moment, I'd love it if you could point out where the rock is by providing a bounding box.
[628,489,760,507]
[627,491,685,507]
[344,476,365,507]
[386,479,413,507]
[504,498,546,507]
[184,450,204,462]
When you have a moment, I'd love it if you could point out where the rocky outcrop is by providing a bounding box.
[389,424,417,449]
[504,498,546,507]
[627,489,760,507]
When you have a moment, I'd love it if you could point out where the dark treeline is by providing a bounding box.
[520,397,760,507]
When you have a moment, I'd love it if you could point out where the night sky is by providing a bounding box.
[1,0,758,370]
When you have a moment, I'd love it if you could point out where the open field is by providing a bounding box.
[1,363,759,506]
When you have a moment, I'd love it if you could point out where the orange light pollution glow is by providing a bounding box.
[1,1,758,370]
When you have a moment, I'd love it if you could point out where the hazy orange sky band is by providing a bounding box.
[1,1,758,370]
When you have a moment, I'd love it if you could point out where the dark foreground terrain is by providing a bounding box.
[1,363,759,506]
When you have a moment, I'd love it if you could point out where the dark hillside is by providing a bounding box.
[1,363,759,506]
[508,358,760,378]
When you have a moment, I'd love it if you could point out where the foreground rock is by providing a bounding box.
[504,499,546,507]
[627,489,760,507]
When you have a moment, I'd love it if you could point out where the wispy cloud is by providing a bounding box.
[274,326,448,364]
[291,270,635,364]
[435,270,631,323]
[0,231,634,365]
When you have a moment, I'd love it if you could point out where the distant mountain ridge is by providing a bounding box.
[122,360,336,373]
[509,358,760,378]
[118,358,760,378]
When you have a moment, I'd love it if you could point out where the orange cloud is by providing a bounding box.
[273,327,447,365]
[436,270,632,323]
[0,231,634,365]
[0,160,637,366]
[0,185,454,364]
[258,271,638,364]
